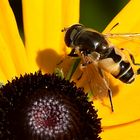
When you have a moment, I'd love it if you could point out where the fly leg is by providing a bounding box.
[77,70,83,81]
[68,48,79,57]
[99,69,114,112]
[77,58,90,81]
[100,89,114,112]
[108,89,114,112]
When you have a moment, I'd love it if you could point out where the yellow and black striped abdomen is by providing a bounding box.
[98,47,135,84]
[115,61,134,83]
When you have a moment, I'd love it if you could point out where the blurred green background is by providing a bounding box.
[9,0,129,35]
[80,0,129,32]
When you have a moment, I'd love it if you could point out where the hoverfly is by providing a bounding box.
[62,24,140,112]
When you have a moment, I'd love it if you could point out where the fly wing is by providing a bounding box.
[104,33,140,57]
[105,33,140,39]
[73,59,109,101]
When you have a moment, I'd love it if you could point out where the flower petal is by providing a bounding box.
[101,118,140,140]
[104,0,140,33]
[0,69,7,84]
[62,0,80,26]
[0,33,17,81]
[103,0,140,58]
[0,0,30,75]
[22,0,79,73]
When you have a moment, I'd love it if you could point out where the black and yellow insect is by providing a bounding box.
[63,24,140,111]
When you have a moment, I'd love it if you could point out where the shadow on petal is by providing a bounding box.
[36,49,63,73]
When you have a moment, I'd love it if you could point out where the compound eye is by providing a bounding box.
[64,24,84,47]
[64,30,72,47]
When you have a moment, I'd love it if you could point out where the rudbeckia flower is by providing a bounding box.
[0,71,101,139]
[0,0,101,140]
[0,0,140,140]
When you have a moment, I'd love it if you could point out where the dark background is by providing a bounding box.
[9,0,129,37]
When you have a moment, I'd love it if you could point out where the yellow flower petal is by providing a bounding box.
[0,0,30,76]
[0,33,17,81]
[101,119,140,140]
[22,0,79,73]
[61,0,80,55]
[62,0,80,26]
[103,0,140,59]
[104,0,140,33]
[0,69,7,84]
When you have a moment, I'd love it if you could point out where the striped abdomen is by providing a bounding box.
[98,47,135,84]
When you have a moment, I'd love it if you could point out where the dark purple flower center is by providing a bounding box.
[25,89,81,139]
[27,97,70,136]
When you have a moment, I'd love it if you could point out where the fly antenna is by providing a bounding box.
[61,27,68,32]
[109,22,119,32]
[105,22,119,36]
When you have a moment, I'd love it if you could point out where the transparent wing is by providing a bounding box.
[105,33,140,38]
[74,59,109,101]
[57,53,109,99]
[103,33,140,58]
[58,53,114,111]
